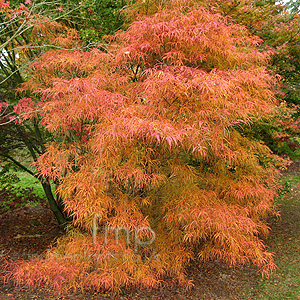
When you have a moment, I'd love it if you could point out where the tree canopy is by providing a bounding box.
[7,2,288,291]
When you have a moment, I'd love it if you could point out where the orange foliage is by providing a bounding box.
[10,3,284,292]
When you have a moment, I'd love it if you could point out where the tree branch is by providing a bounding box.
[1,153,35,177]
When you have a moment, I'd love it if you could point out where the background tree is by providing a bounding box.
[59,0,129,47]
[286,0,300,14]
[10,3,284,291]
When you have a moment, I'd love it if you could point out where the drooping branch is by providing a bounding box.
[1,152,35,177]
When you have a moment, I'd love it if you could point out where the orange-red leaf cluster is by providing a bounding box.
[10,3,286,292]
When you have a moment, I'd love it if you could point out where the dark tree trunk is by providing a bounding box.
[41,181,68,230]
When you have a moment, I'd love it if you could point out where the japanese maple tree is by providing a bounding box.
[11,3,284,292]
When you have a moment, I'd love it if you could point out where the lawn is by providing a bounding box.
[12,172,46,200]
[241,170,300,300]
[0,171,52,213]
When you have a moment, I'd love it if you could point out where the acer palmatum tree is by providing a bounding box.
[11,4,284,292]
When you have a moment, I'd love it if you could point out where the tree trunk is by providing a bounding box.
[41,181,68,230]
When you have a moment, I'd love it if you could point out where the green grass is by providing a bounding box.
[242,174,300,300]
[0,171,48,212]
[13,171,57,201]
[292,175,300,182]
[13,172,46,199]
